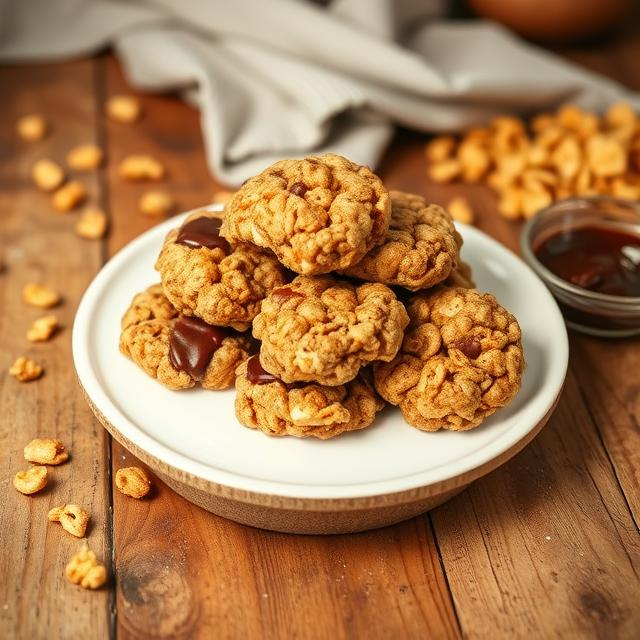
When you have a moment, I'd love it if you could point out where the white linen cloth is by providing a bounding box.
[1,0,637,185]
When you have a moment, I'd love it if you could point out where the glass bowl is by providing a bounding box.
[520,196,640,338]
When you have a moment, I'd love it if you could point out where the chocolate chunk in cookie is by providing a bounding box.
[119,284,250,390]
[155,210,288,331]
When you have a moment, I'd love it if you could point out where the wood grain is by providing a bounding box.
[0,61,111,638]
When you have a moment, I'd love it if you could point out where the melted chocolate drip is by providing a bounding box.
[246,355,279,385]
[169,316,229,380]
[176,216,230,252]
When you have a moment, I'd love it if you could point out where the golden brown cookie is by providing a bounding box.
[252,275,409,386]
[374,287,524,431]
[221,154,390,275]
[341,191,461,290]
[119,285,250,390]
[234,356,385,439]
[155,210,287,331]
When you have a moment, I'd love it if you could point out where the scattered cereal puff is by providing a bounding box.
[115,466,152,499]
[23,283,61,309]
[52,180,86,212]
[24,438,69,465]
[27,315,58,342]
[66,547,107,589]
[67,144,103,171]
[139,191,174,216]
[17,114,47,141]
[447,196,475,225]
[48,504,90,538]
[9,357,43,382]
[13,466,48,495]
[75,207,108,240]
[32,159,65,192]
[119,155,165,181]
[105,95,141,123]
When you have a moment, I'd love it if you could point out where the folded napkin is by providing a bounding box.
[1,0,637,184]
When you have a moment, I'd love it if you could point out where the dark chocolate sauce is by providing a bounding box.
[270,287,303,304]
[169,316,228,380]
[535,225,640,297]
[176,216,230,252]
[246,355,279,385]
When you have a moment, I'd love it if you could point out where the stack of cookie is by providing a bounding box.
[120,154,525,439]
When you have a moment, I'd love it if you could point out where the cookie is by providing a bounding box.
[341,191,461,290]
[374,287,524,431]
[234,356,385,439]
[252,275,409,386]
[119,285,250,390]
[155,210,288,331]
[221,154,390,274]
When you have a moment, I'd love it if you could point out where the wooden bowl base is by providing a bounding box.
[159,472,466,534]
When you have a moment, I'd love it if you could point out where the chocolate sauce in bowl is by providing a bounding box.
[535,225,640,297]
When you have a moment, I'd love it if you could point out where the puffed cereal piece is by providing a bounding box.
[447,196,475,225]
[425,136,456,162]
[17,114,47,141]
[65,547,107,589]
[48,504,90,538]
[32,159,65,192]
[13,466,48,495]
[586,134,627,178]
[52,180,86,212]
[75,207,108,240]
[9,357,43,382]
[119,155,165,181]
[139,190,174,216]
[115,466,152,498]
[105,95,141,123]
[27,315,58,342]
[67,144,103,171]
[428,159,461,183]
[23,283,60,309]
[24,438,69,465]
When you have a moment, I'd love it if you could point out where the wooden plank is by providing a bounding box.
[102,54,460,639]
[0,61,111,638]
[432,369,640,638]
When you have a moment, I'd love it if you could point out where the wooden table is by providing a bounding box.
[1,36,639,639]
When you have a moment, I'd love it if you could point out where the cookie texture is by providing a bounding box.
[341,191,461,290]
[374,287,524,431]
[221,154,390,274]
[235,358,385,439]
[155,210,287,331]
[119,285,250,390]
[252,275,409,386]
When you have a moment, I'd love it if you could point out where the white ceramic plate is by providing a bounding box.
[73,206,568,503]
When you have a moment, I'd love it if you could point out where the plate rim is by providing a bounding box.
[73,206,569,504]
